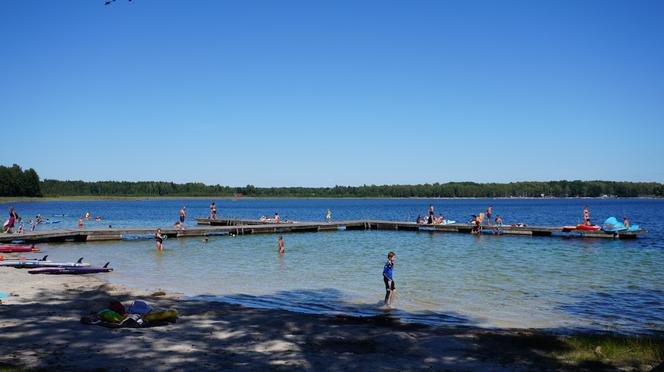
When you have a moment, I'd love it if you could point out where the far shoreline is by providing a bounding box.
[1,195,662,203]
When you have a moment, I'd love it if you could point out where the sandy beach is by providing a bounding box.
[2,268,661,371]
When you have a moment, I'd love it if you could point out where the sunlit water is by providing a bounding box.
[2,198,663,333]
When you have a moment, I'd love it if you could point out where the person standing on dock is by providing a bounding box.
[278,236,285,255]
[583,206,591,226]
[623,216,630,228]
[326,209,331,223]
[210,202,217,220]
[383,251,396,307]
[428,205,435,224]
[486,206,493,226]
[78,216,84,229]
[179,207,186,229]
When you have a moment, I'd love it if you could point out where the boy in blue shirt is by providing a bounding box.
[383,251,396,307]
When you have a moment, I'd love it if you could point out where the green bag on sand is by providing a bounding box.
[98,309,123,323]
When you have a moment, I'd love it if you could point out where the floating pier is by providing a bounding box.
[0,218,647,244]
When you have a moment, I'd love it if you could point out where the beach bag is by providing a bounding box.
[142,309,178,323]
[128,300,151,315]
[108,300,126,315]
[98,309,123,323]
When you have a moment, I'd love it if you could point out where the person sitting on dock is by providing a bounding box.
[174,221,182,230]
[487,206,493,226]
[471,215,482,234]
[495,215,503,227]
[623,216,630,228]
[78,217,84,229]
[416,215,423,224]
[274,213,280,222]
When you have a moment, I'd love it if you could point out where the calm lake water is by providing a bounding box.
[3,198,664,334]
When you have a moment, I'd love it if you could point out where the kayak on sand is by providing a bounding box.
[29,262,112,275]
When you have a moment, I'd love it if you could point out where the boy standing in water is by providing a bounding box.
[383,251,396,307]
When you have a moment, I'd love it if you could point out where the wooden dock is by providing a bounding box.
[0,218,647,244]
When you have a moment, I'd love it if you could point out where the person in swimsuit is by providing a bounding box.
[486,206,493,226]
[326,209,331,223]
[274,213,280,222]
[428,205,435,224]
[3,207,17,233]
[623,216,630,228]
[179,207,186,229]
[78,217,84,229]
[210,202,217,220]
[278,236,285,255]
[383,251,396,307]
[155,228,164,251]
[583,206,591,226]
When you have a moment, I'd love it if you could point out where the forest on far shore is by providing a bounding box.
[2,164,663,198]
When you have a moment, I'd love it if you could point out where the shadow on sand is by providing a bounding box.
[0,285,660,371]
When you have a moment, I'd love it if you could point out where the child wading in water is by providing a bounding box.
[155,228,164,252]
[383,251,396,307]
[278,236,285,255]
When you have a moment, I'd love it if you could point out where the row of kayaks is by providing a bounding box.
[0,245,40,253]
[0,251,113,274]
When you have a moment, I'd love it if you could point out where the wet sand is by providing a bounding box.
[0,268,657,371]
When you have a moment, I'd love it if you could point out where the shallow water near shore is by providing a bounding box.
[3,198,664,333]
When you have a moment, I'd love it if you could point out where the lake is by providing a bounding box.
[2,198,663,333]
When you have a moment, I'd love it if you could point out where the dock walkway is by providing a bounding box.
[0,218,647,244]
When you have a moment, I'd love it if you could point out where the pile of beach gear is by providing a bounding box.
[81,299,178,328]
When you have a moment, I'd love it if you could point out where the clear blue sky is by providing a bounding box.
[1,0,663,186]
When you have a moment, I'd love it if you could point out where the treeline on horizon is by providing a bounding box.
[37,179,664,198]
[2,164,664,198]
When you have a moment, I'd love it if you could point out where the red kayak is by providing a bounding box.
[575,224,600,231]
[0,245,40,253]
